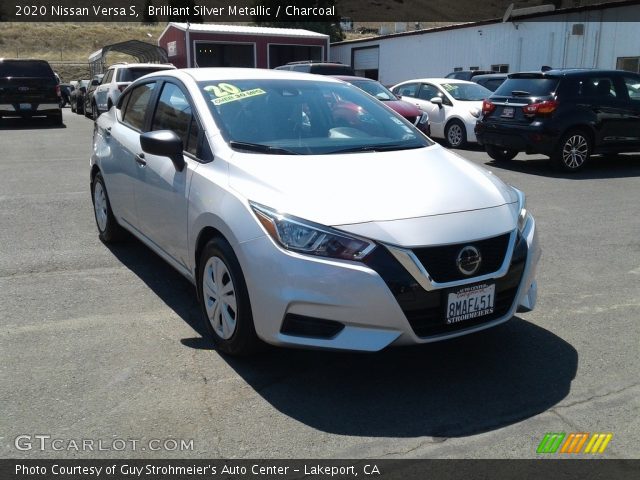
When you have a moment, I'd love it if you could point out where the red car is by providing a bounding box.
[333,75,430,136]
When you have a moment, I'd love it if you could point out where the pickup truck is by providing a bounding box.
[0,59,62,124]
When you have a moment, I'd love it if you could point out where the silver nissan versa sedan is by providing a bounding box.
[90,68,540,355]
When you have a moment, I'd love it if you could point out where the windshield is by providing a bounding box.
[440,82,491,101]
[350,80,396,101]
[199,79,432,155]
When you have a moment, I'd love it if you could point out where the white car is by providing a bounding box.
[91,68,540,355]
[391,78,491,148]
[92,62,176,119]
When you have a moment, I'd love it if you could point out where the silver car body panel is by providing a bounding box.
[91,68,540,352]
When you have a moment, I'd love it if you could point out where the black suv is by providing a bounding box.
[274,61,355,76]
[475,69,640,171]
[0,59,62,124]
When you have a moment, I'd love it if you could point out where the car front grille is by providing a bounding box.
[364,232,527,339]
[412,233,511,283]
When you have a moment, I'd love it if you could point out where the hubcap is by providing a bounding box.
[448,124,463,146]
[203,257,237,340]
[562,135,588,169]
[93,181,108,232]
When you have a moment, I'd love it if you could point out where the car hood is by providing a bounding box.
[227,144,517,226]
[383,100,422,118]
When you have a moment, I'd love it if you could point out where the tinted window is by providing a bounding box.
[200,79,431,155]
[151,83,199,156]
[118,68,166,82]
[483,79,505,91]
[121,82,156,131]
[622,75,640,101]
[309,65,354,75]
[418,84,440,101]
[494,77,560,97]
[394,83,419,98]
[0,60,54,78]
[558,76,618,100]
[350,80,395,101]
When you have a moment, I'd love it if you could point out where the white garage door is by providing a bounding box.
[353,47,379,70]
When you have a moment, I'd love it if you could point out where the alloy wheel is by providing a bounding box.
[562,134,589,169]
[447,124,463,147]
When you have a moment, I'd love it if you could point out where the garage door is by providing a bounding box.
[353,47,379,71]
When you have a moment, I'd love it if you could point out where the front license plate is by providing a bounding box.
[19,103,31,110]
[446,283,495,324]
[501,106,514,118]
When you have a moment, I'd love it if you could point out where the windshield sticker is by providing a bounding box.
[205,84,266,105]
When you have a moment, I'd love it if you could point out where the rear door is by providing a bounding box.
[101,81,158,226]
[614,74,640,149]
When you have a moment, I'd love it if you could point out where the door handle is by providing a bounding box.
[135,153,146,166]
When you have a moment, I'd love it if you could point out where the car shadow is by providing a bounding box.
[0,117,66,129]
[485,153,640,179]
[107,236,578,439]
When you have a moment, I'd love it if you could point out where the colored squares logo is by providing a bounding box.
[537,433,612,454]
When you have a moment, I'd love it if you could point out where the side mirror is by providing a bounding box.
[80,86,87,93]
[395,93,402,100]
[140,130,185,172]
[91,79,100,86]
[430,97,443,107]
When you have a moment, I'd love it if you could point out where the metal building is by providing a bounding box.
[330,0,640,85]
[158,23,329,69]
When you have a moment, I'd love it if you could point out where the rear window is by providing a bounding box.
[494,77,559,97]
[309,65,355,75]
[117,67,167,83]
[0,60,54,78]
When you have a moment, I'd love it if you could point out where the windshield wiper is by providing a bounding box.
[229,141,300,155]
[511,90,531,96]
[330,143,424,154]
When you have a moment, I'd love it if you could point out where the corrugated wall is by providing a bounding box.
[331,4,640,86]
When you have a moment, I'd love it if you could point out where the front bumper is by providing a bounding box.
[236,215,540,352]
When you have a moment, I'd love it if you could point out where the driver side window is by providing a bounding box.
[151,82,201,157]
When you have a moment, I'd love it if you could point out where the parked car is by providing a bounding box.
[84,74,103,119]
[90,68,540,355]
[59,83,73,107]
[333,75,430,135]
[446,70,493,81]
[275,61,355,76]
[471,73,508,92]
[0,59,62,124]
[391,78,491,148]
[70,79,90,114]
[92,63,176,118]
[475,69,640,171]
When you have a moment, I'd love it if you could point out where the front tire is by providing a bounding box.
[552,130,591,172]
[198,237,260,356]
[486,144,518,162]
[445,120,467,149]
[91,172,125,243]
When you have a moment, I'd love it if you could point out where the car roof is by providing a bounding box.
[396,78,476,85]
[331,75,376,83]
[472,73,508,80]
[108,63,176,69]
[510,69,630,78]
[144,67,344,84]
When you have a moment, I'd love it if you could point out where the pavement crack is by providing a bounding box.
[554,383,640,410]
[378,437,448,458]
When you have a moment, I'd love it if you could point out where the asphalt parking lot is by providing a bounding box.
[1,109,639,459]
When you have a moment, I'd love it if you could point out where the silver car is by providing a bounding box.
[91,68,540,355]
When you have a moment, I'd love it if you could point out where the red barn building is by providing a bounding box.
[158,23,330,69]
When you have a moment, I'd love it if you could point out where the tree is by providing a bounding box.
[253,0,345,43]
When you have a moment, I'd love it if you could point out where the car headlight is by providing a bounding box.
[418,112,429,124]
[512,187,531,232]
[470,107,481,118]
[250,202,376,261]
